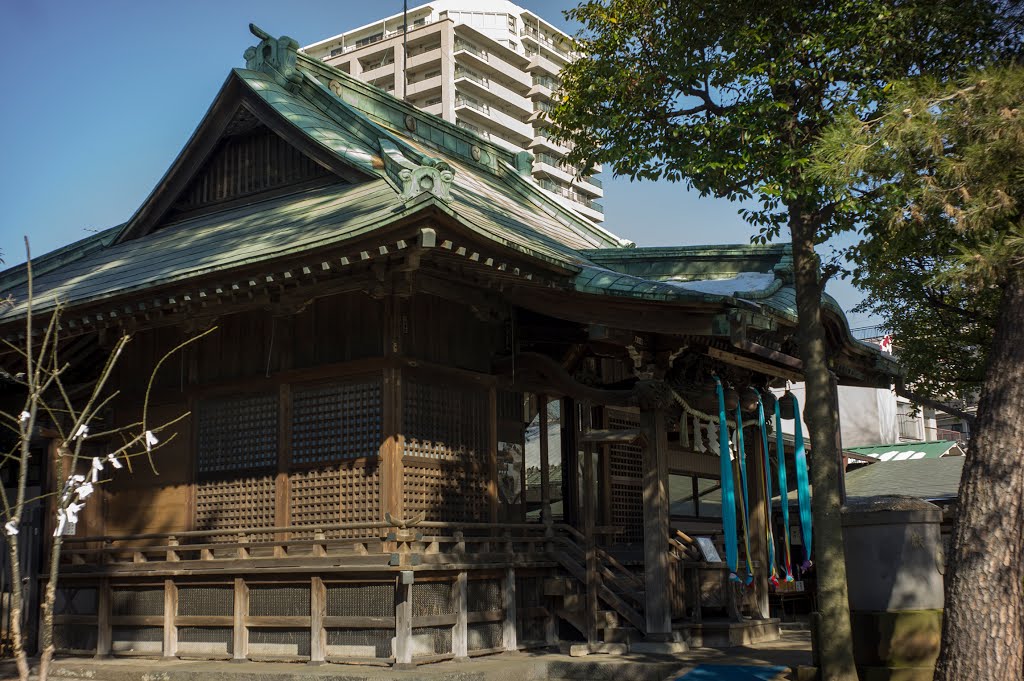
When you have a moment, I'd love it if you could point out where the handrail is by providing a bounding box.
[64,519,554,545]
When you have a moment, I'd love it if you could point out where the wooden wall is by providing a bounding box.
[94,287,510,540]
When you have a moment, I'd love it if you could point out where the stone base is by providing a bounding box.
[858,666,938,681]
[684,618,781,648]
[561,642,628,657]
[627,640,689,654]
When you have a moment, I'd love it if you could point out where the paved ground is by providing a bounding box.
[0,631,812,681]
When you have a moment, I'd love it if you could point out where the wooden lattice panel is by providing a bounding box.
[291,379,383,465]
[403,461,489,522]
[289,464,380,536]
[402,380,488,461]
[195,475,276,535]
[196,393,278,474]
[608,409,643,544]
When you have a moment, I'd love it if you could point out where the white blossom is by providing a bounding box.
[18,411,30,424]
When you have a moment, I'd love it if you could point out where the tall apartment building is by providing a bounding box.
[302,0,605,223]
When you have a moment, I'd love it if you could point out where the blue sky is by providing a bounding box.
[0,0,875,326]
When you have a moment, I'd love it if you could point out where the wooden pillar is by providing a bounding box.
[503,567,518,652]
[580,403,599,650]
[381,296,404,523]
[310,576,326,665]
[538,395,552,524]
[232,578,248,662]
[562,398,580,528]
[95,578,111,658]
[488,386,499,523]
[747,426,770,619]
[640,407,672,637]
[453,571,468,659]
[162,579,178,659]
[381,366,404,521]
[276,383,292,534]
[394,576,413,667]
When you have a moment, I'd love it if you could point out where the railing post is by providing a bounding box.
[162,579,177,660]
[394,573,413,668]
[95,578,111,658]
[237,532,249,560]
[232,578,248,662]
[166,536,180,562]
[453,570,468,660]
[503,566,517,652]
[640,406,673,638]
[313,529,327,558]
[309,576,326,665]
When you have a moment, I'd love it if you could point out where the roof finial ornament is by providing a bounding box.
[244,24,302,89]
[399,163,454,203]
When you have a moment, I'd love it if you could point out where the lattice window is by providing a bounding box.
[403,461,489,522]
[178,587,233,617]
[467,579,503,612]
[111,587,163,616]
[54,624,98,652]
[292,380,383,465]
[413,581,453,617]
[196,393,278,474]
[403,380,488,461]
[249,585,310,616]
[608,409,644,544]
[195,475,276,535]
[289,464,381,537]
[326,583,394,617]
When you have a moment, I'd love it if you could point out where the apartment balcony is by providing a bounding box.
[407,48,443,70]
[533,160,573,184]
[454,94,533,146]
[453,33,531,89]
[406,73,443,98]
[530,133,571,156]
[361,61,398,82]
[529,83,555,100]
[572,174,604,198]
[454,69,532,117]
[519,28,573,63]
[420,101,443,117]
[527,52,562,78]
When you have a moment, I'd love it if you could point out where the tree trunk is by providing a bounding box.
[790,217,858,681]
[6,539,30,681]
[934,270,1024,681]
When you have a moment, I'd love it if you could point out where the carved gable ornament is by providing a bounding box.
[399,163,454,203]
[244,25,301,88]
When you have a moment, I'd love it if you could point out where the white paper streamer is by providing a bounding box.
[65,502,84,525]
[53,510,66,537]
[73,424,89,440]
[19,411,30,424]
[107,453,123,469]
[144,430,159,451]
[4,521,18,536]
[75,482,94,500]
[91,457,104,482]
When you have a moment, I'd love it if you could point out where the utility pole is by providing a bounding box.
[402,0,408,101]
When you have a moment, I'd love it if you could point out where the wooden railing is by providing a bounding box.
[60,520,558,574]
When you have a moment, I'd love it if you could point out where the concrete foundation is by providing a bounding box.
[683,618,781,648]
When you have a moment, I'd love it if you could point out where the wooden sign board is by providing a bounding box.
[696,536,722,563]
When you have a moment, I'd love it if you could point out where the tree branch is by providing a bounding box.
[895,378,977,426]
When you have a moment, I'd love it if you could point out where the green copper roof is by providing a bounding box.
[844,456,965,501]
[847,441,965,461]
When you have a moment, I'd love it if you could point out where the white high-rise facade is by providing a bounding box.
[302,0,605,223]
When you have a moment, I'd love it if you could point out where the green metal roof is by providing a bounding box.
[844,457,965,501]
[847,441,965,461]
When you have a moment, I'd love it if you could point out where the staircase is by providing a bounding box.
[548,524,648,642]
